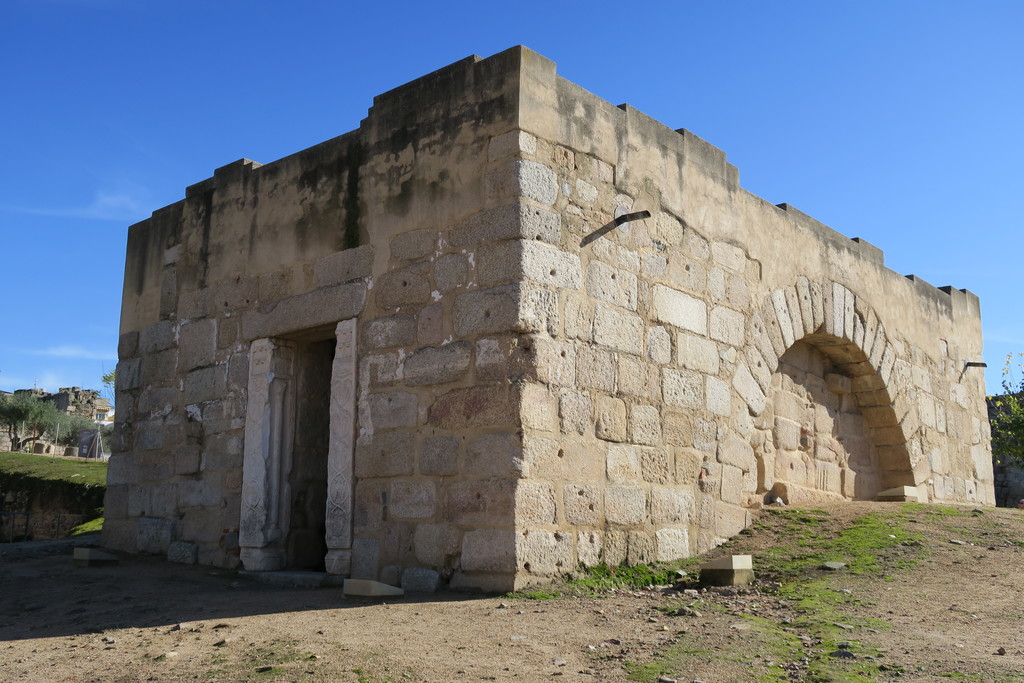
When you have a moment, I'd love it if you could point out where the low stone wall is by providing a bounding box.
[993,460,1024,508]
[0,474,104,541]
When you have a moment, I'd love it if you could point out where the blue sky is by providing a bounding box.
[1,1,1021,396]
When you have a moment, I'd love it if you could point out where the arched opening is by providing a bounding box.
[754,335,908,504]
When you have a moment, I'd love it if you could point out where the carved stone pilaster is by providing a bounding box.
[324,319,357,575]
[239,338,295,571]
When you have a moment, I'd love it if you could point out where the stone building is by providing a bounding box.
[104,47,994,591]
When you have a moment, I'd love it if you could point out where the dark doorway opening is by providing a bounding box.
[286,338,335,570]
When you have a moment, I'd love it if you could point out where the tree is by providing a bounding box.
[990,353,1024,467]
[101,369,116,406]
[0,393,57,452]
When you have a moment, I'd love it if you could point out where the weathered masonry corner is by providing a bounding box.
[104,46,993,592]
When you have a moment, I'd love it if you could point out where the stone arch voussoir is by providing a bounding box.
[732,278,919,496]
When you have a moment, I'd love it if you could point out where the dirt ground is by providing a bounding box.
[2,502,1024,682]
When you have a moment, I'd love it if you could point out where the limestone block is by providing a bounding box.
[700,554,754,586]
[706,375,731,417]
[167,540,198,565]
[117,358,143,394]
[389,479,436,519]
[718,433,755,472]
[650,486,694,524]
[366,391,418,430]
[517,530,573,575]
[564,485,602,525]
[773,417,802,451]
[118,330,139,359]
[453,285,518,337]
[605,486,646,525]
[523,336,572,387]
[523,436,602,482]
[647,326,671,364]
[563,294,594,341]
[401,567,441,593]
[643,253,667,277]
[626,531,655,565]
[629,405,662,446]
[177,318,216,372]
[487,159,558,206]
[403,342,471,386]
[733,361,767,415]
[748,314,779,371]
[708,266,726,301]
[640,447,672,484]
[465,433,524,478]
[434,253,468,292]
[710,306,745,347]
[450,203,561,247]
[653,285,707,335]
[428,385,516,430]
[876,485,919,502]
[520,384,558,432]
[711,241,745,272]
[354,430,415,478]
[348,538,381,580]
[714,502,750,539]
[181,364,223,405]
[559,391,593,435]
[677,332,720,375]
[413,303,442,345]
[675,447,702,484]
[241,282,365,341]
[663,413,694,447]
[363,315,416,350]
[662,369,703,409]
[137,517,174,555]
[577,346,616,392]
[720,464,744,504]
[515,482,557,526]
[390,228,438,262]
[414,523,460,566]
[656,528,690,562]
[488,129,537,160]
[593,305,643,355]
[376,264,432,308]
[575,177,598,204]
[151,484,178,517]
[140,320,175,354]
[419,436,459,476]
[586,261,638,311]
[607,444,641,481]
[314,245,373,287]
[461,529,516,573]
[783,286,804,342]
[595,396,627,442]
[444,480,515,526]
[616,355,657,400]
[601,530,628,566]
[577,531,602,566]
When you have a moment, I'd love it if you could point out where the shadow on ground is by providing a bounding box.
[0,535,479,643]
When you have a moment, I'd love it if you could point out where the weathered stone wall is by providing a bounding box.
[501,50,991,587]
[106,47,993,592]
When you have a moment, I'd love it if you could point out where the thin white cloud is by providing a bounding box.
[4,177,153,222]
[6,191,149,222]
[29,346,117,361]
[0,372,70,394]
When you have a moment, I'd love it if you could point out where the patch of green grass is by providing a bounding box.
[68,514,104,536]
[0,451,107,487]
[516,588,562,600]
